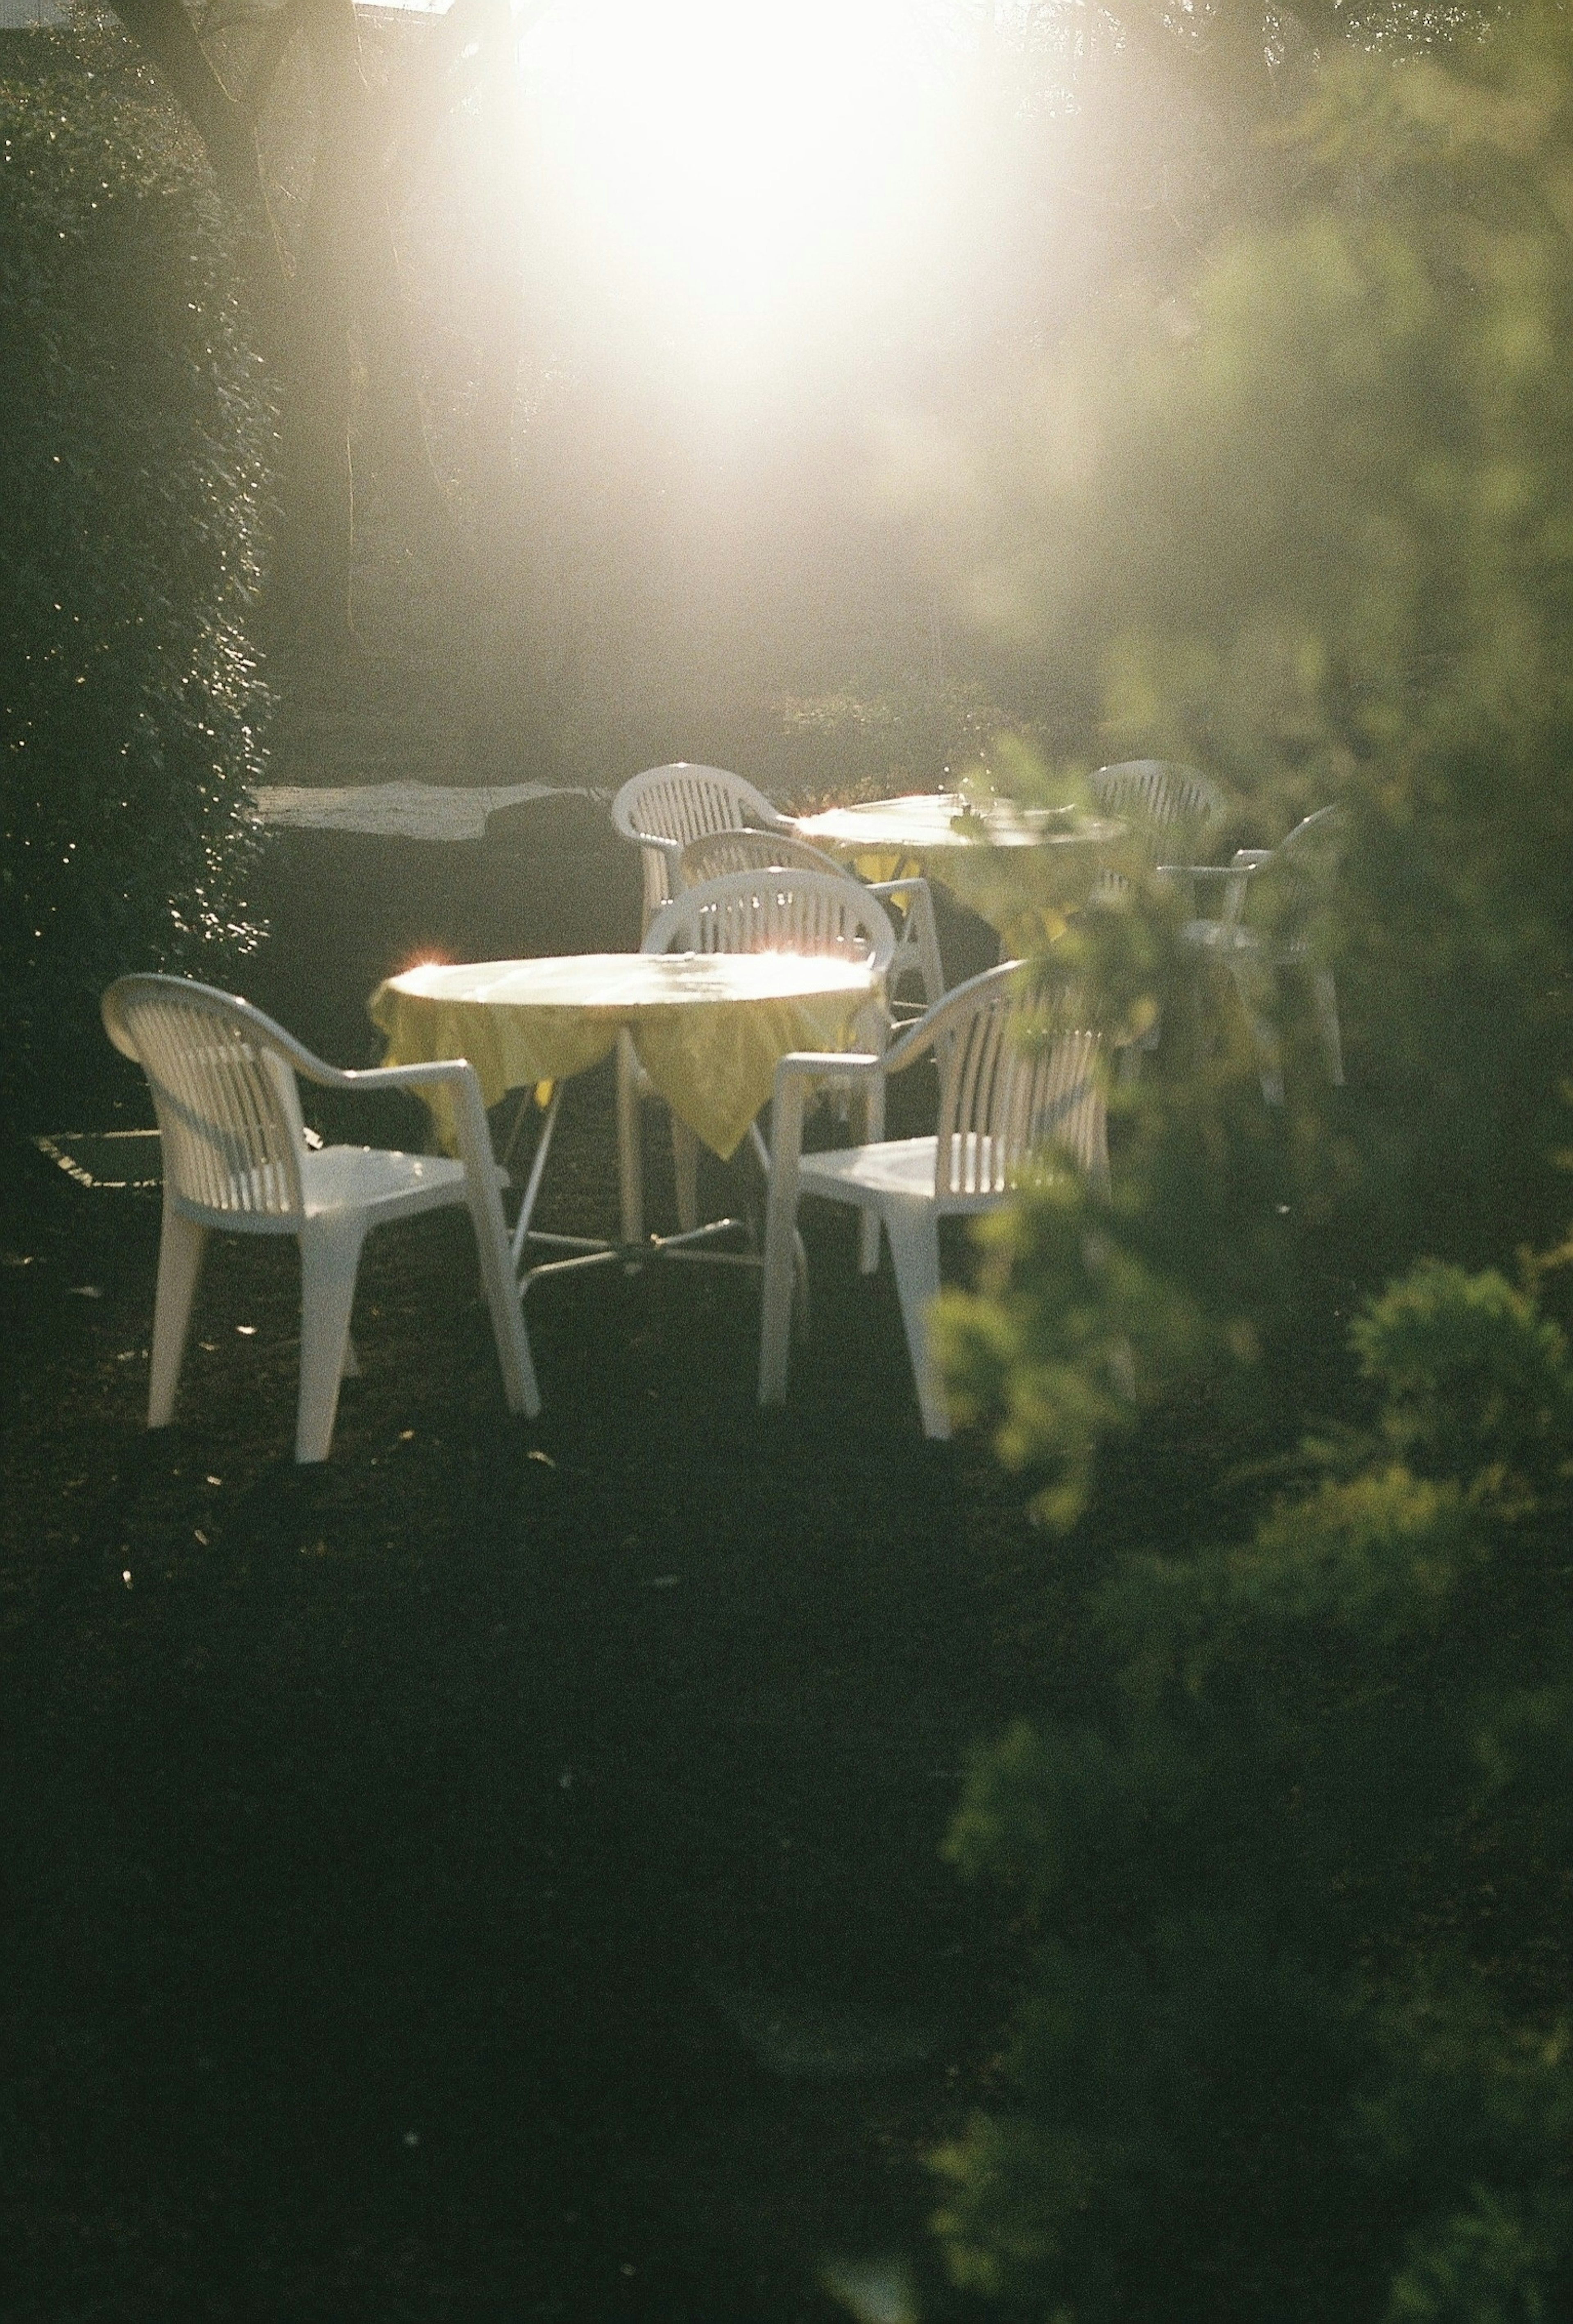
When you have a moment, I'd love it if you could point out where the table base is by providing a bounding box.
[500,1078,804,1312]
[517,1215,760,1298]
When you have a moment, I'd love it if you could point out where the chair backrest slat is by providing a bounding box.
[103,978,308,1219]
[679,833,937,1008]
[644,869,897,974]
[1090,760,1225,860]
[678,829,843,887]
[613,763,785,923]
[928,963,1108,1200]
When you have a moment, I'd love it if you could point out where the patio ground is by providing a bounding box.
[0,1049,1339,2323]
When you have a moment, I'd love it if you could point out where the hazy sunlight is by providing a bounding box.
[521,0,957,375]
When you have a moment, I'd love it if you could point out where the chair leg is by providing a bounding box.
[463,1192,541,1421]
[916,897,945,1012]
[884,1202,949,1440]
[1230,961,1283,1106]
[858,1076,884,1275]
[672,1118,699,1235]
[148,1206,206,1429]
[758,1166,802,1409]
[450,1077,541,1421]
[295,1219,367,1463]
[616,1030,644,1246]
[1313,969,1345,1087]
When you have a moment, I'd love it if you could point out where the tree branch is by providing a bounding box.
[241,0,310,120]
[109,0,291,314]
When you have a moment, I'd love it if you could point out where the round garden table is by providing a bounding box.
[369,949,885,1298]
[792,794,1131,957]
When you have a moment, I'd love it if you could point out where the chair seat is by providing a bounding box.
[798,1132,1042,1209]
[1182,918,1312,964]
[169,1146,497,1231]
[1182,916,1252,954]
[302,1144,469,1219]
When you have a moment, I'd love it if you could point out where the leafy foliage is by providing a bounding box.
[930,21,1573,2317]
[931,5,1573,1537]
[935,1258,1573,2322]
[930,8,1573,1261]
[0,24,272,1119]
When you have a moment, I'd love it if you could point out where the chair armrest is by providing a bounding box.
[771,1050,884,1101]
[296,1056,502,1177]
[627,830,687,876]
[295,1055,485,1099]
[1156,860,1262,885]
[1160,859,1260,928]
[866,876,944,1005]
[766,1053,885,1198]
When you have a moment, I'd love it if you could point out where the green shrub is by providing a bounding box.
[932,26,1573,2312]
[0,23,273,1121]
[927,9,1573,1262]
[935,1256,1573,2321]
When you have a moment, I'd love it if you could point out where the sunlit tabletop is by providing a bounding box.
[370,951,882,1160]
[795,793,1121,852]
[792,794,1131,952]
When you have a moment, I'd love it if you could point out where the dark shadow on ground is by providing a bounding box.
[0,1060,1360,2324]
[5,786,1374,2322]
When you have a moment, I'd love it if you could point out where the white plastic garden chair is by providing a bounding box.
[1086,763,1229,1076]
[1088,758,1226,842]
[757,961,1111,1440]
[629,869,898,1244]
[612,762,792,933]
[102,974,539,1462]
[678,827,945,1016]
[1171,804,1346,1105]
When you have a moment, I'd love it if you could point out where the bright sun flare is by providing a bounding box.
[521,0,956,365]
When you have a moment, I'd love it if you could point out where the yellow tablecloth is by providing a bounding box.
[369,952,882,1160]
[793,795,1132,955]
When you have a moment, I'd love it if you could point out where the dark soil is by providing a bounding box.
[0,834,1352,2323]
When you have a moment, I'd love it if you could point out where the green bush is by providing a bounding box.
[0,22,273,1121]
[935,1256,1573,2322]
[930,8,1573,1259]
[929,23,1573,2314]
